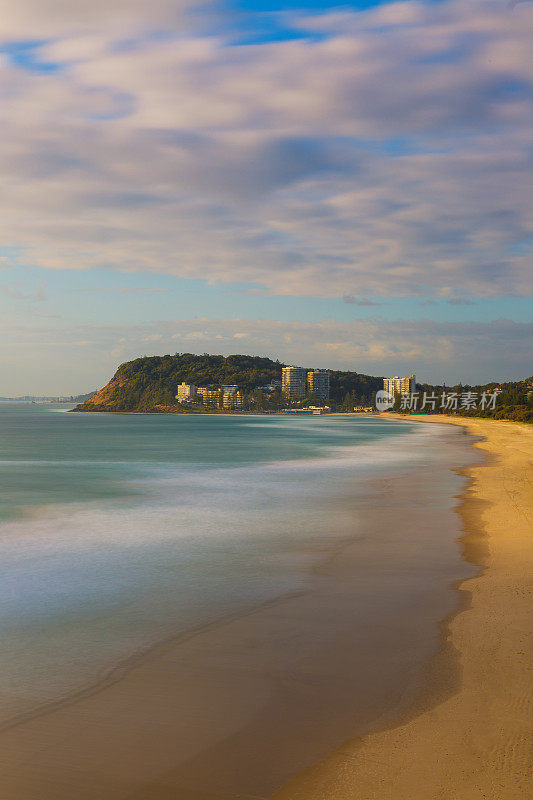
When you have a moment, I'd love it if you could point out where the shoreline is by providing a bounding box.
[0,418,474,799]
[271,415,532,800]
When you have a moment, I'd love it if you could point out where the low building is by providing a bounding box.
[197,387,221,407]
[197,385,244,410]
[176,382,197,402]
[383,375,416,396]
[222,387,244,410]
[256,383,281,393]
[308,406,330,415]
[307,370,330,399]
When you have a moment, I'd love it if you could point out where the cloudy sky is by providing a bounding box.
[1,0,531,393]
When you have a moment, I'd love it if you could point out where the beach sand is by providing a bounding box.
[272,416,533,800]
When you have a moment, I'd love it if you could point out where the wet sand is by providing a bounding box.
[273,416,533,800]
[0,424,474,800]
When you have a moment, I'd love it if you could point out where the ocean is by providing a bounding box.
[0,404,479,797]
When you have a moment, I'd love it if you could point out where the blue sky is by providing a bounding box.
[0,0,532,393]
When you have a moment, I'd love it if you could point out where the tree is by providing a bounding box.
[252,389,266,410]
[341,392,353,412]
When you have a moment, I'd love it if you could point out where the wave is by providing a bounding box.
[0,417,470,726]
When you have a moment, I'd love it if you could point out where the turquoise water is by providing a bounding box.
[0,405,469,722]
[0,405,418,510]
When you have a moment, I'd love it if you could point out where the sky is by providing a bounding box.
[1,0,532,394]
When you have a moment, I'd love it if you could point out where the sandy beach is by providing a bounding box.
[273,416,533,800]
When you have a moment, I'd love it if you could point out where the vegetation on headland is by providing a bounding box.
[73,353,382,413]
[389,379,533,423]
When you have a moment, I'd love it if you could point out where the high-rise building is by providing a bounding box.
[282,366,307,400]
[383,375,416,396]
[176,382,197,402]
[307,370,330,399]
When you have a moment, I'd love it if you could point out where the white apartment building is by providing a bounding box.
[195,385,244,409]
[221,385,244,409]
[383,375,416,396]
[282,366,307,400]
[307,370,330,399]
[176,382,197,402]
[222,391,244,410]
[197,387,221,406]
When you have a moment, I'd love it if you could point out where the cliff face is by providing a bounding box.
[73,376,130,412]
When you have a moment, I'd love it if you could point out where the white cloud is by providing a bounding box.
[0,0,531,298]
[0,0,195,39]
[2,315,531,393]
